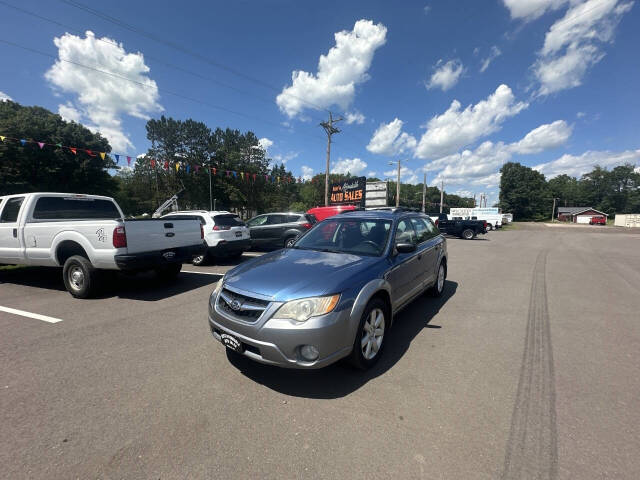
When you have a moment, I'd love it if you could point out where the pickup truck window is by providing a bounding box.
[32,196,121,220]
[0,197,25,223]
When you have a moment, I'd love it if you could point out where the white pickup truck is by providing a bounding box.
[0,192,205,298]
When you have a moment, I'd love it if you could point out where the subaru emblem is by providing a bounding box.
[230,299,242,311]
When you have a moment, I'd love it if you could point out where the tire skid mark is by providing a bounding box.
[502,249,558,480]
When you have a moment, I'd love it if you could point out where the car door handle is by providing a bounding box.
[13,228,17,238]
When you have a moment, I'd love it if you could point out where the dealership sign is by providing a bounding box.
[330,176,366,206]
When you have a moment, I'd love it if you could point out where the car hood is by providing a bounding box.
[223,248,380,301]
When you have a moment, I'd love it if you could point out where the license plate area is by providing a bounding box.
[220,333,243,352]
[235,231,242,237]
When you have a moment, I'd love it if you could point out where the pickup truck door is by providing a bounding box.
[0,196,26,262]
[386,219,421,308]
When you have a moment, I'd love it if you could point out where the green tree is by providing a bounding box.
[0,100,117,196]
[499,162,551,220]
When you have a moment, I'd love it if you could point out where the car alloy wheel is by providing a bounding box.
[361,307,385,360]
[437,264,445,293]
[285,237,297,248]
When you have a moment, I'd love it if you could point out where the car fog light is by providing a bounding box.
[300,345,319,361]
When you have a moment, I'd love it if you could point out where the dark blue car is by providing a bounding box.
[208,209,447,370]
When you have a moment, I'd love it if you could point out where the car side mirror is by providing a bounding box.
[395,243,416,254]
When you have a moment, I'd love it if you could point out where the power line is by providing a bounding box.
[58,0,331,114]
[0,38,330,148]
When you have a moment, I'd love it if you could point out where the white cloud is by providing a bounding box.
[345,110,366,124]
[331,157,368,175]
[509,120,572,154]
[576,111,586,118]
[276,19,387,117]
[366,118,417,156]
[480,46,502,73]
[502,0,569,21]
[272,151,298,165]
[258,137,273,151]
[45,31,162,152]
[452,189,474,198]
[534,149,640,178]
[426,59,464,91]
[425,119,571,189]
[367,171,378,177]
[532,0,634,96]
[415,84,528,159]
[0,91,12,102]
[423,5,431,15]
[58,102,82,122]
[301,165,314,181]
[383,166,419,184]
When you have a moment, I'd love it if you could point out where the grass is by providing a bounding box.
[0,264,25,271]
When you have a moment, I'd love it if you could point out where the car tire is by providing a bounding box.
[486,224,493,231]
[284,236,297,248]
[462,228,475,240]
[156,263,182,281]
[349,298,388,370]
[63,255,98,298]
[428,261,446,297]
[192,251,209,266]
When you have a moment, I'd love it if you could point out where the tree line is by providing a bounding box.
[499,162,640,221]
[1,101,474,216]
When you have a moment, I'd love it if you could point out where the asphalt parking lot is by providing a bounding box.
[2,224,640,479]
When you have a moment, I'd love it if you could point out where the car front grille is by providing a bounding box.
[218,288,270,322]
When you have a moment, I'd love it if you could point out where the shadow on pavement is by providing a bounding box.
[0,266,220,301]
[226,281,458,399]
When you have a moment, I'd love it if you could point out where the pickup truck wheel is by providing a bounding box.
[486,224,493,231]
[63,255,98,298]
[462,228,475,240]
[156,263,182,281]
[349,298,387,370]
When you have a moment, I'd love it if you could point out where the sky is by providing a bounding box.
[1,0,639,204]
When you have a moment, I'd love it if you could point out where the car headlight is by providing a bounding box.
[274,294,340,322]
[211,275,225,298]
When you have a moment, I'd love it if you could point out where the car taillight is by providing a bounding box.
[301,222,312,229]
[484,221,487,229]
[435,219,439,227]
[200,223,204,239]
[113,226,127,248]
[213,226,231,231]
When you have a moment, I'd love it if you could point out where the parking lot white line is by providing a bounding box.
[0,306,63,324]
[181,270,225,276]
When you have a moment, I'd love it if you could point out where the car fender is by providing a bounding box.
[350,278,394,333]
[282,228,303,240]
[51,230,98,266]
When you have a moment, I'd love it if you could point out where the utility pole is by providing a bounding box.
[320,112,343,206]
[439,180,444,213]
[422,173,427,212]
[473,193,476,208]
[388,160,402,207]
[551,197,559,222]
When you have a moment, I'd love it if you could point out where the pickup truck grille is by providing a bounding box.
[218,288,270,322]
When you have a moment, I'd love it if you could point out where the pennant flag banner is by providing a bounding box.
[0,133,297,184]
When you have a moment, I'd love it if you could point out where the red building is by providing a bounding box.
[557,207,608,223]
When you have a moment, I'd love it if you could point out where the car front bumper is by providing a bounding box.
[208,288,354,369]
[115,243,206,270]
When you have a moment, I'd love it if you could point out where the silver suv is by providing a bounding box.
[208,209,447,370]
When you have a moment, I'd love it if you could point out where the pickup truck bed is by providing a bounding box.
[428,213,486,240]
[0,192,205,297]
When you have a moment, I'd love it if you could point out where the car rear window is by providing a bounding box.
[306,214,317,224]
[287,214,302,222]
[213,214,244,227]
[32,196,121,220]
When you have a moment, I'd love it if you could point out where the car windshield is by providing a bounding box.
[293,218,392,256]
